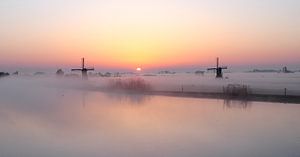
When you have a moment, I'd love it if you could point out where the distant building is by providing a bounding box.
[0,72,9,78]
[250,69,278,73]
[34,72,45,76]
[12,71,19,75]
[104,72,112,77]
[56,69,64,77]
[195,70,205,75]
[282,67,293,73]
[158,70,176,74]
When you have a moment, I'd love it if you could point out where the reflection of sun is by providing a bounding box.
[136,67,142,71]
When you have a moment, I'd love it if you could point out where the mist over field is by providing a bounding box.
[1,72,300,100]
[1,0,300,156]
[1,73,300,157]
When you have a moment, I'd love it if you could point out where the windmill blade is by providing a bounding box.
[71,69,83,71]
[207,68,217,70]
[86,68,95,71]
[221,66,228,69]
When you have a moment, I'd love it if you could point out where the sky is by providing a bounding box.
[0,0,299,72]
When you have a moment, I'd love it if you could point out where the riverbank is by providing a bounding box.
[144,91,300,104]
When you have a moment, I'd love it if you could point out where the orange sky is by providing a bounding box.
[0,0,299,71]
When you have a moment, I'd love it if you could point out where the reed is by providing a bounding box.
[108,78,151,92]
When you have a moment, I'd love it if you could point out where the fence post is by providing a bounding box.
[284,88,287,97]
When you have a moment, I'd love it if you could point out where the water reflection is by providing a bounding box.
[104,92,152,104]
[223,99,251,109]
[0,88,300,157]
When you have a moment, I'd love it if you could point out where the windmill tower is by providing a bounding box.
[71,58,94,80]
[207,57,227,78]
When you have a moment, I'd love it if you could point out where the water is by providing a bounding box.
[0,85,300,157]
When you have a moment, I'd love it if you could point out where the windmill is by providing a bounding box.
[71,58,94,79]
[207,57,227,78]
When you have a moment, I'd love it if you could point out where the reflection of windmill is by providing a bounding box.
[207,57,227,78]
[71,58,94,80]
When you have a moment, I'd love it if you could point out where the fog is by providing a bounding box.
[1,72,300,102]
[0,74,300,157]
[1,71,300,108]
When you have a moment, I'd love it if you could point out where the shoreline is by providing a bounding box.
[89,87,300,104]
[143,91,300,104]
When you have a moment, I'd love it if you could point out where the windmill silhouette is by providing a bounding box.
[71,58,94,80]
[207,57,227,78]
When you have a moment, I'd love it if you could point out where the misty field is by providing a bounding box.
[0,73,300,157]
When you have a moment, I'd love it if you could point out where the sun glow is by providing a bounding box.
[136,67,142,71]
[0,0,299,69]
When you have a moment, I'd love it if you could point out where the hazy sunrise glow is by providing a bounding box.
[0,0,299,71]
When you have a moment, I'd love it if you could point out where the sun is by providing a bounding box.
[136,67,142,71]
